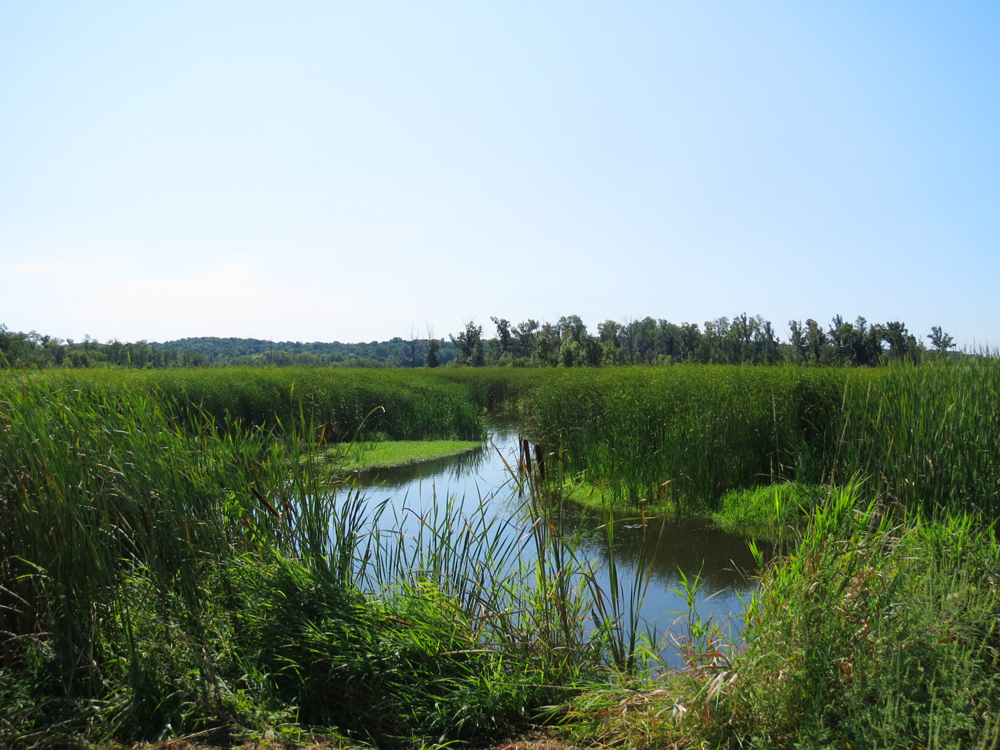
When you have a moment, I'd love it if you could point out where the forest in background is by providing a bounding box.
[0,313,956,369]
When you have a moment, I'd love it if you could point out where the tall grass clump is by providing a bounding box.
[35,367,487,442]
[730,487,1000,748]
[523,366,854,511]
[0,371,343,741]
[563,487,1000,749]
[834,357,1000,517]
[714,482,831,539]
[521,359,1000,521]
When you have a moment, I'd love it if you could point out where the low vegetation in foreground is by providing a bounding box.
[565,489,1000,749]
[1,364,999,749]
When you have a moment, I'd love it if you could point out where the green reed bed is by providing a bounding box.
[5,363,1000,748]
[521,360,1000,520]
[31,367,487,442]
[831,357,1000,517]
[522,365,855,511]
[0,371,643,748]
[566,487,1000,750]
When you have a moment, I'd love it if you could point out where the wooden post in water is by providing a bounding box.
[535,444,545,482]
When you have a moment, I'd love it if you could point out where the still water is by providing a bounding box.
[347,430,768,667]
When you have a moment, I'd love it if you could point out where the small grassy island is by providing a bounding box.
[328,439,484,472]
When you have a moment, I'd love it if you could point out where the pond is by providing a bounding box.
[345,430,771,669]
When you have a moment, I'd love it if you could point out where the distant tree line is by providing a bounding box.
[0,329,183,370]
[0,316,957,370]
[0,328,457,370]
[450,314,957,368]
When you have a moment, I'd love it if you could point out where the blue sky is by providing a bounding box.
[1,2,998,346]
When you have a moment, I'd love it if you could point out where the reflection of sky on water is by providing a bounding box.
[346,430,769,669]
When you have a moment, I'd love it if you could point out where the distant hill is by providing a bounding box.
[153,336,457,367]
[0,326,455,369]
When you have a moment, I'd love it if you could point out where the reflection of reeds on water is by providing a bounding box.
[560,508,773,590]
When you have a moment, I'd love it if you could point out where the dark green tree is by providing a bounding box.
[511,320,539,363]
[425,338,441,368]
[533,323,560,367]
[788,321,808,364]
[489,317,513,365]
[630,317,658,364]
[928,326,954,355]
[556,315,587,344]
[451,321,485,367]
[678,323,702,362]
[805,319,828,364]
[702,317,731,363]
[883,321,909,360]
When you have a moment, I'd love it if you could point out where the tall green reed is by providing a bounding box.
[520,360,1000,520]
[511,442,671,677]
[30,367,487,442]
[730,484,1000,749]
[832,358,1000,517]
[523,365,852,510]
[0,371,645,746]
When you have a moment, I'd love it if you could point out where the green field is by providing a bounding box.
[1,364,998,748]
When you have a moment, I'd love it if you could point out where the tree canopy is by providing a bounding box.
[0,315,960,370]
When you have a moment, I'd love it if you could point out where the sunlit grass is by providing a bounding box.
[4,363,1000,748]
[328,439,483,471]
[562,487,1000,750]
[0,370,661,746]
[711,482,830,540]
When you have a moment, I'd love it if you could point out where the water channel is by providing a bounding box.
[345,430,770,669]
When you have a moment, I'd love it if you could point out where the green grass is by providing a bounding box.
[0,371,637,747]
[727,488,1000,748]
[21,367,489,441]
[561,478,826,541]
[563,487,1000,750]
[712,482,830,539]
[328,439,483,472]
[514,360,1000,520]
[5,363,1000,748]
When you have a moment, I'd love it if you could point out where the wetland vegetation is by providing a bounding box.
[1,362,998,748]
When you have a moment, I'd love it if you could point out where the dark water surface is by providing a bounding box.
[347,430,770,667]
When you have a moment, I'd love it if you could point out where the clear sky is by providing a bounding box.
[2,2,998,347]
